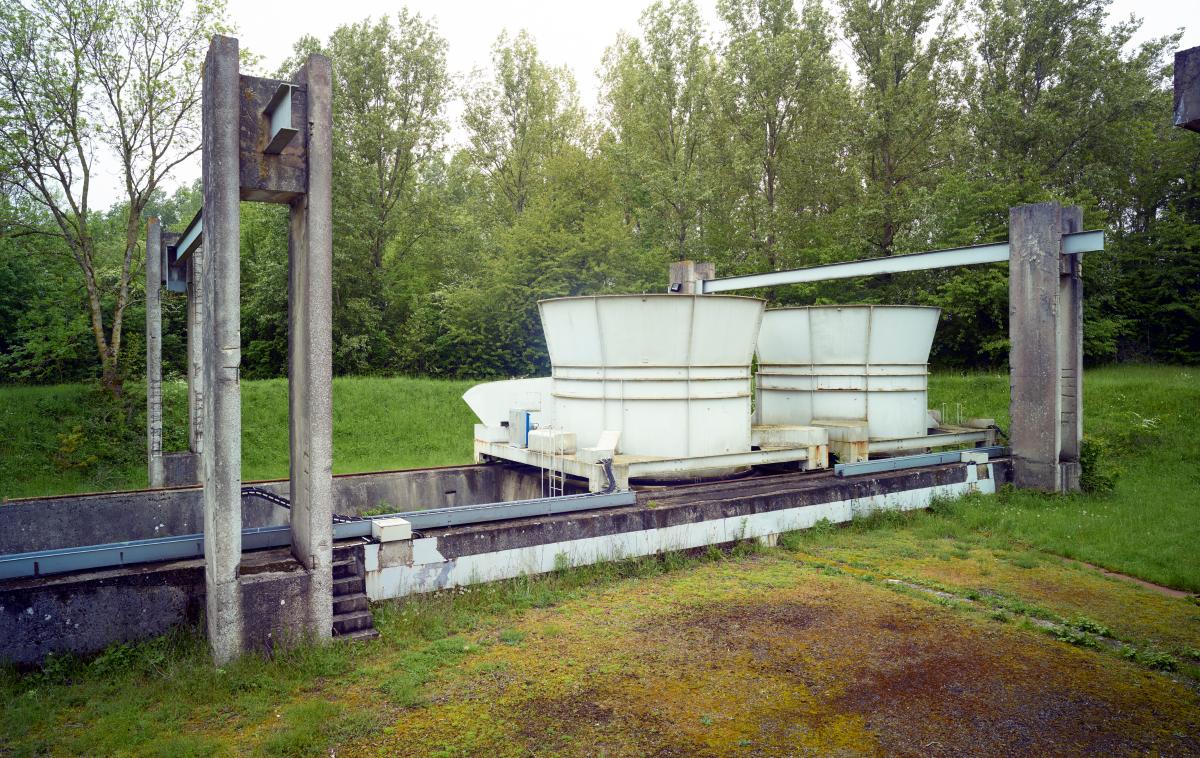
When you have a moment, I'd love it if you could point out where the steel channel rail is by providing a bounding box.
[701,231,1103,293]
[363,490,635,530]
[834,446,1008,477]
[0,491,635,581]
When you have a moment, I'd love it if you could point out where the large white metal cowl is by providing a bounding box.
[755,305,940,439]
[539,294,766,460]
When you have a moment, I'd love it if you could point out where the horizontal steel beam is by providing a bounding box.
[263,83,297,154]
[835,446,1008,477]
[702,231,1104,293]
[375,490,637,530]
[176,209,203,262]
[0,525,291,581]
[867,429,993,454]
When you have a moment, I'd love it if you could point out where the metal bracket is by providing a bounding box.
[263,83,297,154]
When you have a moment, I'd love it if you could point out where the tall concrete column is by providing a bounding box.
[201,35,244,664]
[1057,207,1084,490]
[288,54,334,640]
[1175,46,1200,132]
[146,218,164,489]
[1009,202,1082,493]
[187,245,204,457]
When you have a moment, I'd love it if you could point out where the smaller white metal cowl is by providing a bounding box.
[538,294,766,460]
[755,305,940,439]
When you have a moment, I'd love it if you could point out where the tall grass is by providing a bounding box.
[929,365,1200,591]
[0,376,477,499]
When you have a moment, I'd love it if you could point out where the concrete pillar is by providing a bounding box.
[200,35,244,664]
[1175,46,1200,132]
[1057,207,1084,491]
[187,244,204,457]
[1008,202,1082,493]
[146,218,164,489]
[669,260,714,294]
[288,54,334,641]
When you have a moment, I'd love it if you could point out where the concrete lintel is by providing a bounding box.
[239,74,308,202]
[668,260,714,294]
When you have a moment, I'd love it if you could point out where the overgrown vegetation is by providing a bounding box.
[0,376,475,499]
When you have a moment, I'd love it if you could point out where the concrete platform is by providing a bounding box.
[1,457,1009,665]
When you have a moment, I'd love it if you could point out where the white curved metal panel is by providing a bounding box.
[755,305,940,439]
[539,294,765,459]
[462,377,555,427]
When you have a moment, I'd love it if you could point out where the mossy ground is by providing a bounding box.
[335,545,1200,758]
[5,531,1198,756]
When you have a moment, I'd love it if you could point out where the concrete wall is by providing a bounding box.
[0,544,357,666]
[0,464,544,555]
[365,461,1011,600]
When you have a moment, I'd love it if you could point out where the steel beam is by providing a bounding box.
[264,83,297,153]
[835,446,1007,477]
[177,209,203,262]
[867,428,993,454]
[700,231,1104,293]
[378,491,637,530]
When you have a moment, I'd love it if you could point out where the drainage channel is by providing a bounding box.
[0,490,636,581]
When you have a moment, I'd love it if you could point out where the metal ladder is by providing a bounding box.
[540,428,566,499]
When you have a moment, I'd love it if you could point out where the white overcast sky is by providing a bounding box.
[94,0,1198,207]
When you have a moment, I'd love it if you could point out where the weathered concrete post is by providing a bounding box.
[187,244,204,459]
[200,35,244,664]
[1175,46,1200,133]
[1057,206,1084,490]
[669,260,714,294]
[287,55,334,640]
[1008,202,1083,493]
[146,218,164,489]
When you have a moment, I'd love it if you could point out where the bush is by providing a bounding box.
[1079,436,1118,494]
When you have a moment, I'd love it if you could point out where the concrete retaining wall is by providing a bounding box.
[365,461,1009,599]
[0,463,544,554]
[0,544,358,665]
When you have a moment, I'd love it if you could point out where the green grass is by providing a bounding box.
[927,365,1200,592]
[0,550,720,757]
[0,376,476,499]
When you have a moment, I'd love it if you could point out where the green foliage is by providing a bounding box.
[1079,436,1118,494]
[1,0,1194,382]
[0,376,475,498]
